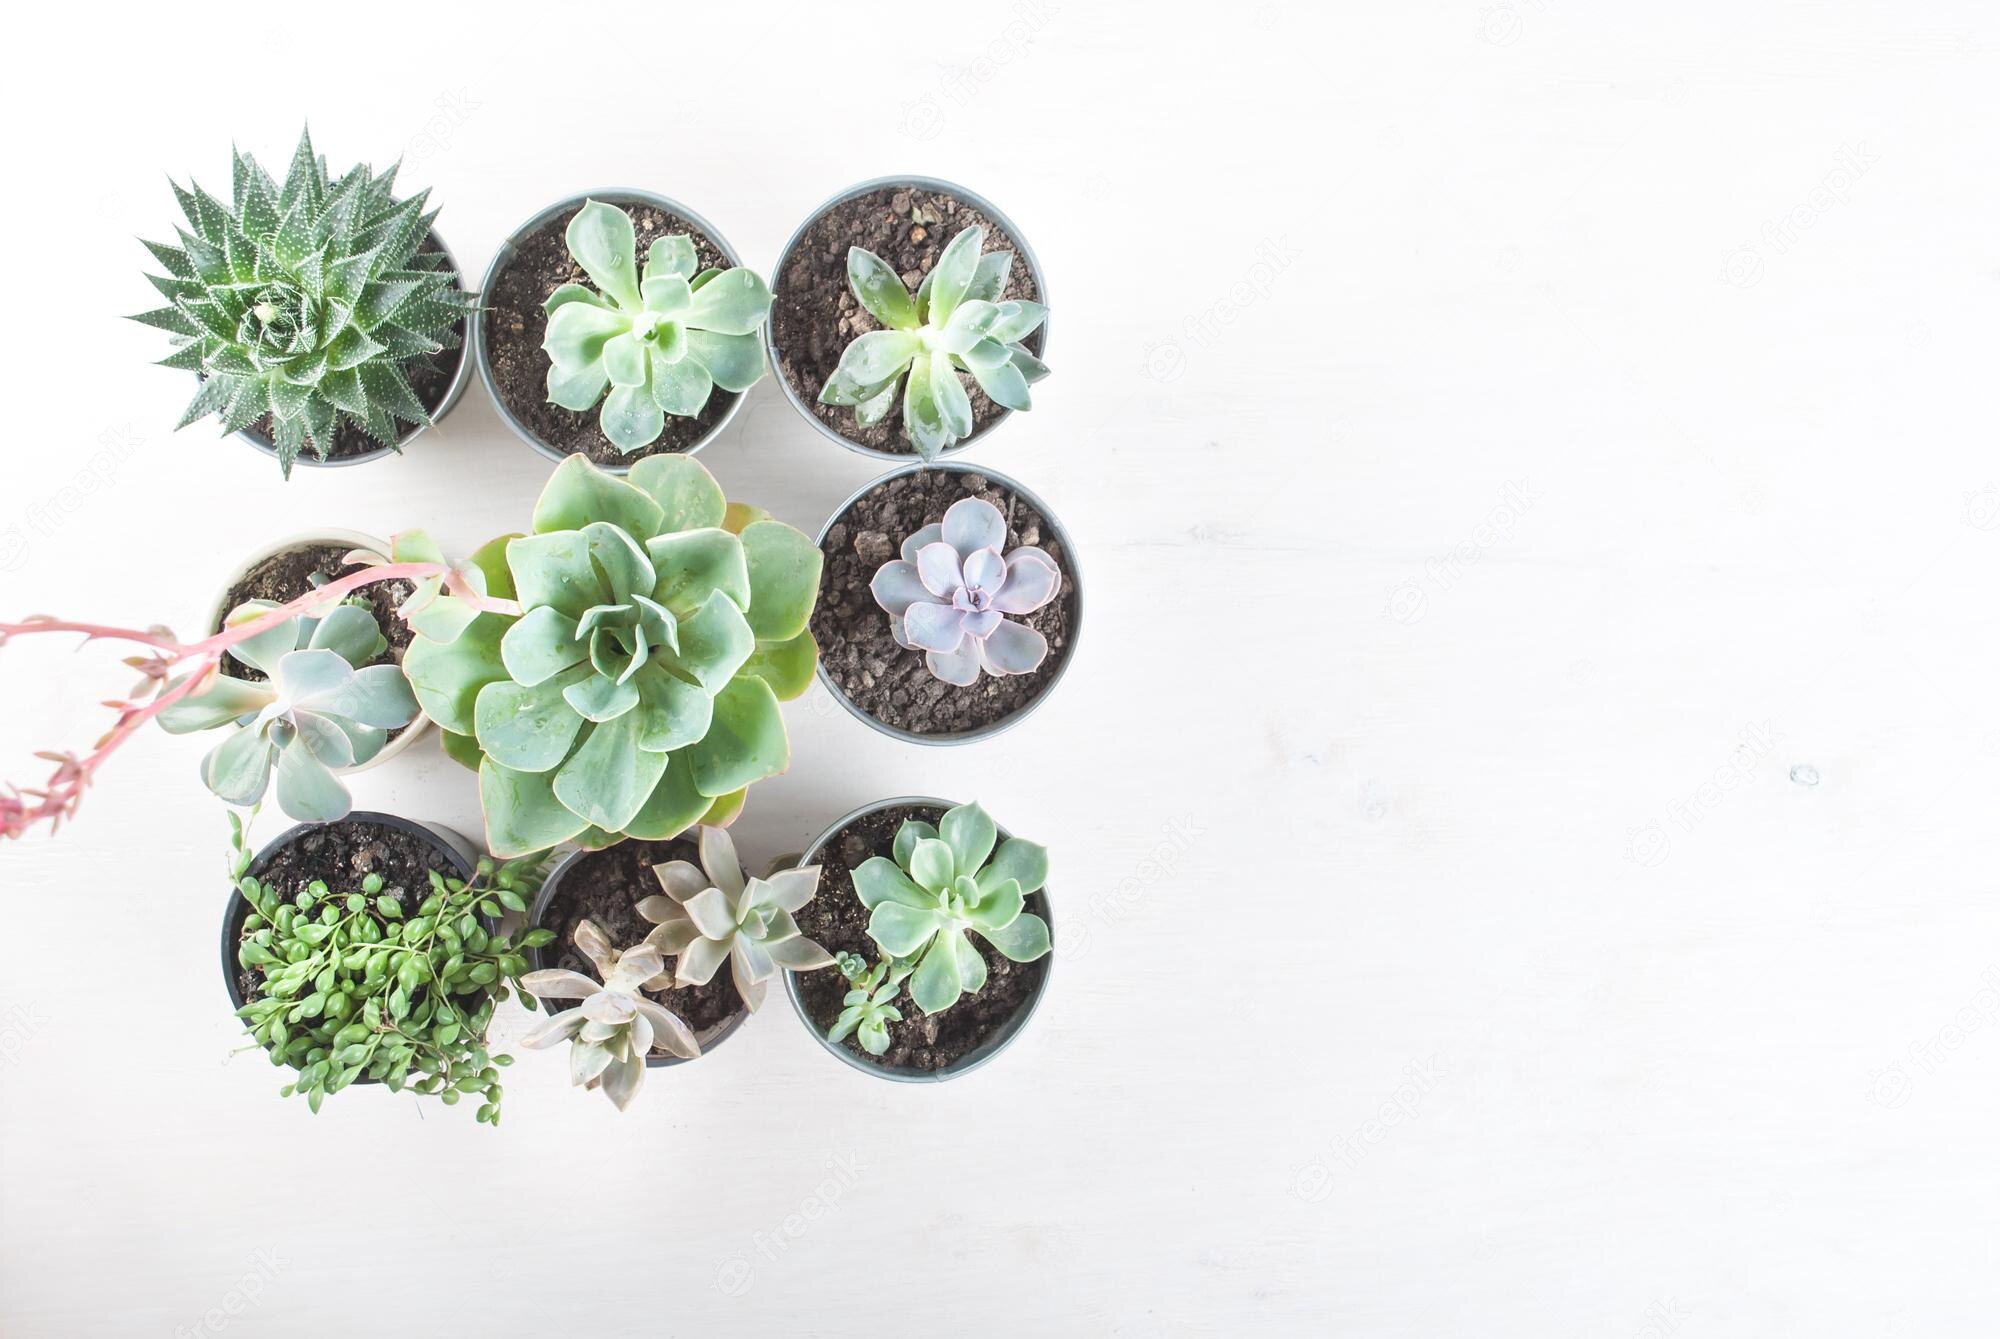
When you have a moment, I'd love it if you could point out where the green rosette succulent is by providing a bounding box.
[853,801,1052,1015]
[134,128,474,476]
[542,201,773,452]
[402,454,823,857]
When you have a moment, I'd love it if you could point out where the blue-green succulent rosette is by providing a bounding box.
[402,454,822,856]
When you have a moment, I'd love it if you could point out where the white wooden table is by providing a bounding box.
[3,3,1995,1334]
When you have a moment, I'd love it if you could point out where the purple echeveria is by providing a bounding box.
[870,497,1061,687]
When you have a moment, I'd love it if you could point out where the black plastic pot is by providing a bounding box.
[220,812,481,1084]
[783,795,1055,1082]
[525,843,750,1067]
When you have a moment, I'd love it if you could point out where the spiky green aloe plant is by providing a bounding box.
[134,129,474,476]
[401,454,823,857]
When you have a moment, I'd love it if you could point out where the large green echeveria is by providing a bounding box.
[402,455,822,857]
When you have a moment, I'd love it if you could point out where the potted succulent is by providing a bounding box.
[518,824,833,1109]
[785,797,1053,1079]
[220,810,554,1122]
[476,192,771,470]
[812,463,1081,742]
[159,600,420,822]
[767,176,1049,460]
[401,453,823,856]
[206,530,431,766]
[1,534,512,839]
[134,129,475,476]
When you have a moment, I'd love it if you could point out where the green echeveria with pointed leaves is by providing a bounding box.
[401,454,823,858]
[851,801,1052,1015]
[542,201,774,452]
[818,226,1049,460]
[156,602,418,823]
[135,128,475,476]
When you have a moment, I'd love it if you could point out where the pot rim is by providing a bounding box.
[812,462,1083,746]
[471,188,752,475]
[781,795,1055,1082]
[203,529,433,771]
[232,227,474,468]
[221,812,481,1017]
[524,840,751,1068]
[762,174,1049,463]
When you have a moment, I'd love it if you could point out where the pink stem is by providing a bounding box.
[1,561,520,840]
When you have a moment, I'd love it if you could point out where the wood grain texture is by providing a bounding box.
[2,3,1997,1335]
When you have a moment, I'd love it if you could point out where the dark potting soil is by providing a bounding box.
[213,544,416,732]
[233,818,461,1005]
[771,184,1043,454]
[791,804,1049,1073]
[813,470,1077,736]
[532,838,746,1047]
[482,199,739,465]
[242,236,464,462]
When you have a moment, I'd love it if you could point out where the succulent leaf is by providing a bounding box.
[138,129,471,477]
[411,456,819,855]
[637,829,833,1011]
[869,497,1059,688]
[538,202,773,452]
[859,802,1053,1015]
[818,226,1046,459]
[158,602,417,822]
[520,918,699,1108]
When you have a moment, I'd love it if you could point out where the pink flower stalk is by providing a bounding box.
[0,552,516,840]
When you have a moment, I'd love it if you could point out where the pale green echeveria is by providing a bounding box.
[817,226,1049,460]
[852,801,1051,1015]
[542,201,773,452]
[156,602,418,822]
[401,454,824,858]
[827,951,912,1056]
[518,918,700,1111]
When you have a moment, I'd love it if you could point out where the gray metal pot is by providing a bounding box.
[764,175,1049,462]
[782,796,1055,1082]
[523,841,749,1067]
[232,229,475,468]
[220,812,482,1088]
[472,189,751,474]
[814,462,1083,745]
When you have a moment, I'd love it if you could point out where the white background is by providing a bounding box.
[1,2,1994,1335]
